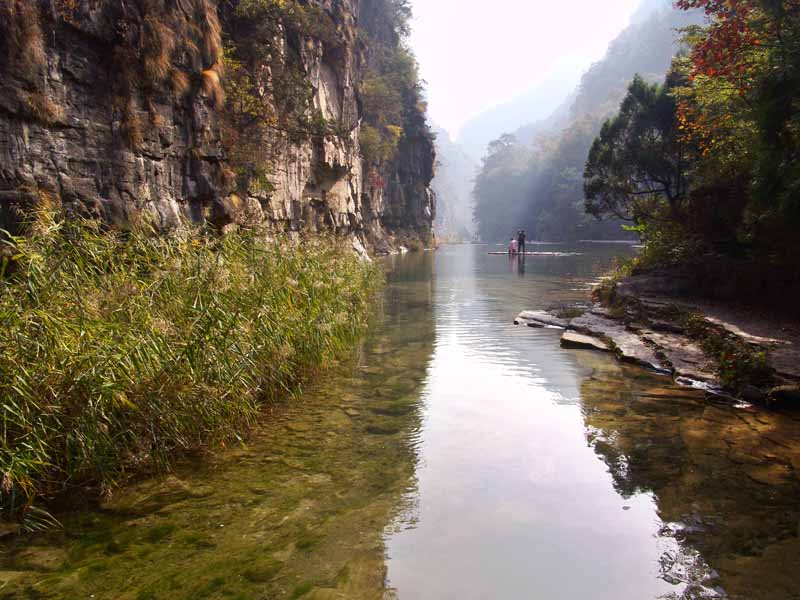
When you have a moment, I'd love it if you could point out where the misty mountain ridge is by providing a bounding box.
[472,1,705,243]
[432,126,478,240]
[454,66,582,162]
[456,0,685,162]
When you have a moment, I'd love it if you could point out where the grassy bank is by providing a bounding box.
[0,213,381,526]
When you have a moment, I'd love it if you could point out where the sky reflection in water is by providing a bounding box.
[385,245,718,600]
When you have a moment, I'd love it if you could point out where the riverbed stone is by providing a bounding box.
[13,547,67,572]
[570,313,666,371]
[640,330,716,382]
[743,462,793,486]
[561,331,610,352]
[514,311,569,328]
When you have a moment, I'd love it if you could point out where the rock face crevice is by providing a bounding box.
[0,0,435,254]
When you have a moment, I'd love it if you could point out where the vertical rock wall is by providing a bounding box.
[0,0,435,254]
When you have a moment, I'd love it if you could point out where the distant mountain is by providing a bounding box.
[567,2,700,122]
[455,69,581,162]
[472,1,705,243]
[513,92,574,147]
[454,0,679,163]
[630,0,674,24]
[432,127,478,241]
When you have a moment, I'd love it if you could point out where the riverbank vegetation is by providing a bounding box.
[585,0,800,307]
[0,212,381,526]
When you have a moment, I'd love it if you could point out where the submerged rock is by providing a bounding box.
[741,385,768,404]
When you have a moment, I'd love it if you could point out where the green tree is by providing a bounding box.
[584,74,691,223]
[473,135,537,241]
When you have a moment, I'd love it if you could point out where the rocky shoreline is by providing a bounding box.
[515,272,800,407]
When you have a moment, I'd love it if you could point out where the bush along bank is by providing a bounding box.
[0,212,382,528]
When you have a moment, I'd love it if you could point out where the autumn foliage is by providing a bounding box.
[585,0,800,275]
[677,0,759,84]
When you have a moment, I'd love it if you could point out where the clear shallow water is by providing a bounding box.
[2,245,800,600]
[385,245,691,599]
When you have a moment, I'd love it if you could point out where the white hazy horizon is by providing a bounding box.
[408,0,644,139]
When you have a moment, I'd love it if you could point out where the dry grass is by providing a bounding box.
[20,91,64,125]
[0,210,381,526]
[149,108,166,128]
[184,23,205,71]
[201,69,225,110]
[142,16,177,85]
[170,68,191,98]
[201,5,223,71]
[1,0,46,77]
[104,0,226,150]
[221,167,238,191]
[121,97,144,149]
[2,0,228,148]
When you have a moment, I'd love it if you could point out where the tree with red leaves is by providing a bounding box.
[584,0,800,266]
[675,0,800,257]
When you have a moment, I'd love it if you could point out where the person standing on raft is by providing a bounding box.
[517,230,527,255]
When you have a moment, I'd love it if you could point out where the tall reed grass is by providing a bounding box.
[0,212,381,525]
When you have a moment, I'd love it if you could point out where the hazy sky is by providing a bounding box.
[409,0,643,138]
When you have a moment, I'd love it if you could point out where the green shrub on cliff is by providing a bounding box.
[358,0,429,167]
[0,212,381,525]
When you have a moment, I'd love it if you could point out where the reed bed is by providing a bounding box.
[0,212,381,526]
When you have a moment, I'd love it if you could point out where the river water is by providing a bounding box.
[2,245,800,600]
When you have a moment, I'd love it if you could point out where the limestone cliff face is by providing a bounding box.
[0,0,435,254]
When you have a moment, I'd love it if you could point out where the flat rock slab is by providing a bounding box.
[514,311,569,329]
[561,331,610,352]
[615,271,695,299]
[704,316,789,347]
[570,313,666,371]
[641,330,716,382]
[588,306,622,320]
[650,319,685,334]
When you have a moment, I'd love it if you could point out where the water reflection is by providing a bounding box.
[385,245,800,600]
[2,245,798,600]
[0,250,437,599]
[386,245,686,599]
[508,253,526,276]
[579,352,800,600]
